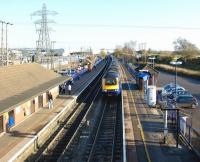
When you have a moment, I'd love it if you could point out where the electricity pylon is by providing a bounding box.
[31,3,57,63]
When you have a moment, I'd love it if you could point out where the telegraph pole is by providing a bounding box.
[138,42,147,63]
[5,22,13,66]
[50,41,56,69]
[0,20,5,60]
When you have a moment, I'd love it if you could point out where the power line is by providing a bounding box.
[56,23,200,30]
[13,21,200,30]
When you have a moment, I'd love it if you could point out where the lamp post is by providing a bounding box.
[148,56,156,85]
[148,56,156,68]
[170,60,182,148]
[170,60,182,107]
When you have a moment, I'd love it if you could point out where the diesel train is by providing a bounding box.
[102,57,121,97]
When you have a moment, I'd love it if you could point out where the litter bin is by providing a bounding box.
[147,86,156,107]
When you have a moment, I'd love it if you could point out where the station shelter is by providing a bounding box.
[0,63,69,134]
[135,64,159,90]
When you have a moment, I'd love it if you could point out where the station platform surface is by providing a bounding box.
[0,96,76,161]
[122,65,199,162]
[0,60,106,162]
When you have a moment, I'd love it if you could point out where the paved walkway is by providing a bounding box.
[122,64,199,162]
[0,96,76,161]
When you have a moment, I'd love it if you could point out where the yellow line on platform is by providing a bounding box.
[121,65,151,162]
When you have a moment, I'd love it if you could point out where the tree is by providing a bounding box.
[100,49,107,59]
[173,37,199,59]
[113,45,123,58]
[122,41,136,54]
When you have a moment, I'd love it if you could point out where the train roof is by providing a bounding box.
[104,70,120,78]
[109,64,118,68]
[111,61,117,65]
[108,66,119,71]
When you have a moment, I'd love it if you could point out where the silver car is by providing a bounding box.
[174,95,198,108]
[161,83,180,96]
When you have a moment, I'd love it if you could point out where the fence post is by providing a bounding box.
[188,126,191,144]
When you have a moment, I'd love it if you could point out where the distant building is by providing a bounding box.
[69,51,91,56]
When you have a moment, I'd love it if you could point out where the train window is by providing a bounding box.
[105,78,117,85]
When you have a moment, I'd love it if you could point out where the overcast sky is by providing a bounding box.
[1,0,200,52]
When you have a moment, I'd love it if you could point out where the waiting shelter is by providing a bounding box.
[135,64,159,90]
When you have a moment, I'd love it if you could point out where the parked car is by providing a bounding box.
[168,90,191,99]
[166,87,185,96]
[161,83,177,95]
[161,83,180,96]
[171,95,198,108]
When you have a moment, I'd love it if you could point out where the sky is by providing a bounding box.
[1,0,200,52]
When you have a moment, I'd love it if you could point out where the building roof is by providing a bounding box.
[0,63,69,115]
[135,64,159,76]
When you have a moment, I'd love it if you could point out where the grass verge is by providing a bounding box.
[155,64,200,80]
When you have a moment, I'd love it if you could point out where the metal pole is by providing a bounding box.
[176,109,179,148]
[153,58,154,68]
[164,110,168,144]
[5,22,13,66]
[175,65,177,109]
[5,23,7,65]
[1,21,4,60]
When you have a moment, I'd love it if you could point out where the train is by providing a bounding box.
[102,57,121,97]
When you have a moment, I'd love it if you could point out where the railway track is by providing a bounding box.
[27,58,111,162]
[85,98,123,162]
[58,97,123,162]
[56,58,123,162]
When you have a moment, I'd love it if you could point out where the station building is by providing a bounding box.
[0,63,69,134]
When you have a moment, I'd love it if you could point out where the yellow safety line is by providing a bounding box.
[121,65,151,162]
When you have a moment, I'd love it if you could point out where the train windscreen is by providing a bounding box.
[105,78,117,85]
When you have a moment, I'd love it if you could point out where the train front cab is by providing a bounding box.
[102,77,121,98]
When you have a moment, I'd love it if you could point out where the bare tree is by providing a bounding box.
[173,37,199,59]
[123,41,136,54]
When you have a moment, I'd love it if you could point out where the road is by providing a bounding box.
[157,71,200,130]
